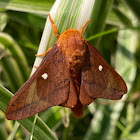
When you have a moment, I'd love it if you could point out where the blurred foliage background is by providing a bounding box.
[0,0,140,140]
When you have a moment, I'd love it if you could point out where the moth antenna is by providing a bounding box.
[80,19,91,34]
[48,14,60,38]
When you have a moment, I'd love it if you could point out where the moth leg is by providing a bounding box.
[80,19,91,34]
[48,14,60,38]
[35,47,52,57]
[34,65,39,68]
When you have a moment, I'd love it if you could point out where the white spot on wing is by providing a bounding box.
[98,65,103,71]
[41,73,48,80]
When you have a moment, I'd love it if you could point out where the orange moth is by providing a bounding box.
[6,14,127,120]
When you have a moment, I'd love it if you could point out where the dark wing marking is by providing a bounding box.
[61,79,77,108]
[80,86,95,105]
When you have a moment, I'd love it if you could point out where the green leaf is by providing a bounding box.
[6,11,46,29]
[0,13,7,31]
[116,28,137,91]
[0,0,55,15]
[0,43,24,91]
[124,0,140,21]
[87,28,119,41]
[112,7,132,27]
[87,0,114,48]
[0,33,30,82]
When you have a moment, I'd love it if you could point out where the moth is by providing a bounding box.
[6,14,127,120]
